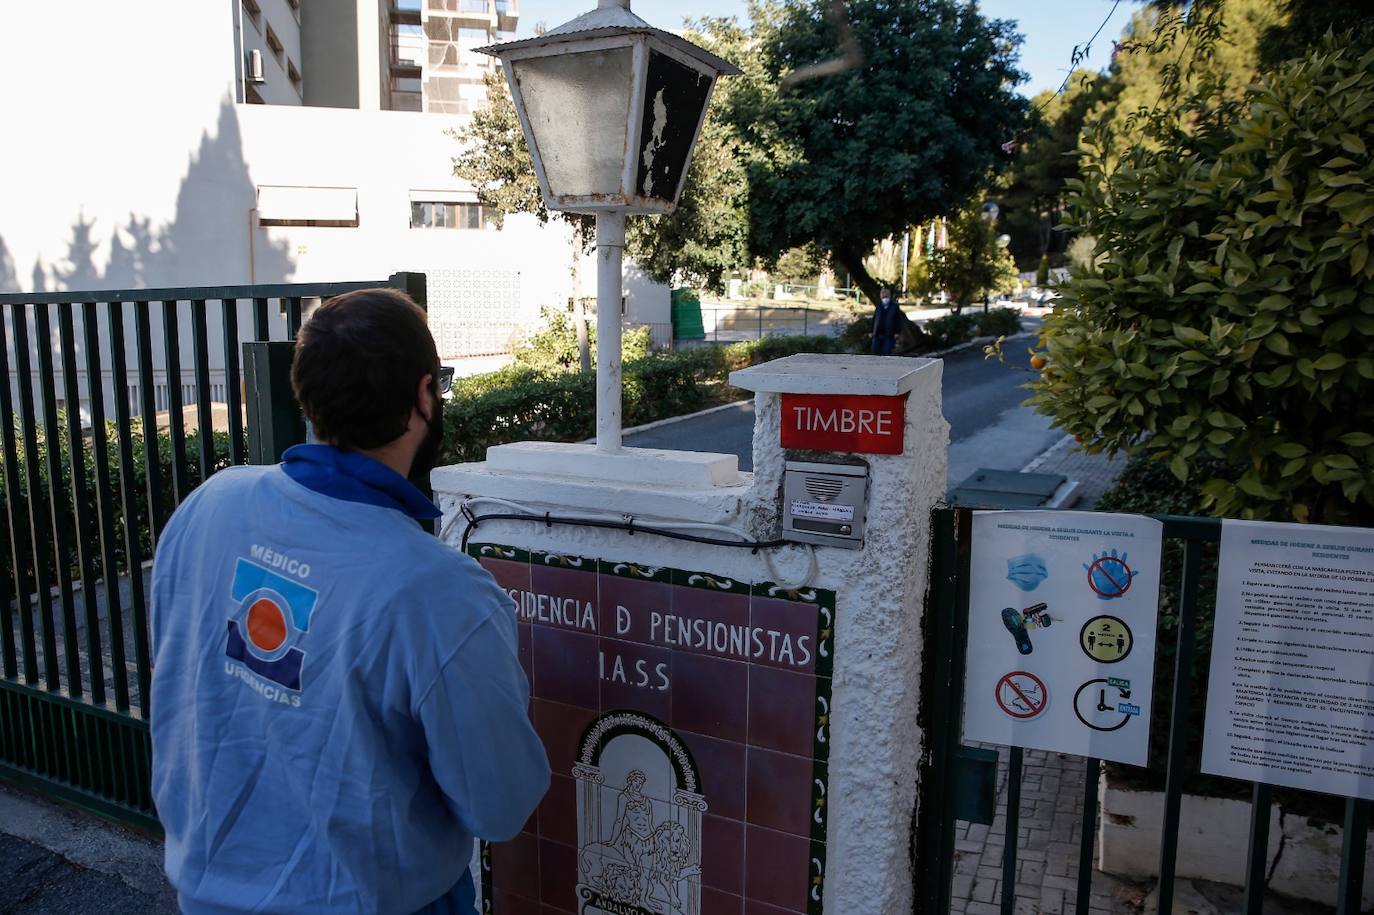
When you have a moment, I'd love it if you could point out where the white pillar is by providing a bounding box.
[595,211,626,453]
[434,354,949,915]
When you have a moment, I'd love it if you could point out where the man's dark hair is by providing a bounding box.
[291,288,438,451]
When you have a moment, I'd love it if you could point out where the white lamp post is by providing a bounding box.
[478,0,739,454]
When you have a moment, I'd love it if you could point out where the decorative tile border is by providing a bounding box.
[470,542,837,915]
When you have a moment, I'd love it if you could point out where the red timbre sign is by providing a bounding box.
[780,393,906,455]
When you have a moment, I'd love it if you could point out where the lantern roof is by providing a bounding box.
[475,7,740,77]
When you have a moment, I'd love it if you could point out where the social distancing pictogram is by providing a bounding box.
[1079,615,1132,663]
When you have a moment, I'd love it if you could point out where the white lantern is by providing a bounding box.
[478,1,739,214]
[478,1,739,462]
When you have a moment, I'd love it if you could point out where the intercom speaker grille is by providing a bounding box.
[805,476,845,502]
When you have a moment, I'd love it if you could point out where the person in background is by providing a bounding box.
[870,286,909,355]
[149,288,549,915]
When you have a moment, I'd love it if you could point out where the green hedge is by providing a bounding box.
[1,415,240,596]
[439,335,840,464]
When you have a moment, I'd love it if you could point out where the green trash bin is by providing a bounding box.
[671,287,705,341]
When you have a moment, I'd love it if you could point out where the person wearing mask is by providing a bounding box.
[870,286,909,355]
[149,288,549,915]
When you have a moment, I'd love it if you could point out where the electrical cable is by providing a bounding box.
[461,511,787,553]
[453,496,820,590]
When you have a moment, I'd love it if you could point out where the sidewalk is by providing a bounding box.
[1022,434,1126,509]
[0,783,175,914]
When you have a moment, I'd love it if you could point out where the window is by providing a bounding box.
[287,58,302,92]
[411,201,489,229]
[460,0,488,12]
[258,186,359,227]
[241,0,261,29]
[265,23,284,64]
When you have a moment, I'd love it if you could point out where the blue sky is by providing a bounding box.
[514,0,1143,97]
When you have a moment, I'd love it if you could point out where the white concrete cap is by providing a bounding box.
[483,440,742,488]
[729,353,938,396]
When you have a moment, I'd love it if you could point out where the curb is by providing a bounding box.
[1021,434,1076,473]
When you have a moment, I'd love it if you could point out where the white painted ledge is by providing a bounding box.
[485,440,742,487]
[729,353,938,396]
[431,460,752,525]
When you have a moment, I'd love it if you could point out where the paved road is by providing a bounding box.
[0,833,172,915]
[626,324,1062,488]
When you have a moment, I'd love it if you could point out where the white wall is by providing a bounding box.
[0,0,669,417]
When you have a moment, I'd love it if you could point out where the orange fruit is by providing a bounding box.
[1029,354,1047,370]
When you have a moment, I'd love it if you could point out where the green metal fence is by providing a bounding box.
[917,506,1371,915]
[0,274,423,830]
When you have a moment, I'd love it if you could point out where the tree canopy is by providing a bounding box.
[925,198,1018,311]
[725,0,1028,303]
[997,70,1116,270]
[454,1,1029,303]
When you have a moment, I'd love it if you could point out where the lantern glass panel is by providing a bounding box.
[512,46,635,198]
[635,49,713,203]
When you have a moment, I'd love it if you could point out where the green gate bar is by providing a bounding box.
[920,509,1370,915]
[0,274,424,830]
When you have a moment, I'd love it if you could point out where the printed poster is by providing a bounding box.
[1201,520,1374,799]
[961,510,1164,766]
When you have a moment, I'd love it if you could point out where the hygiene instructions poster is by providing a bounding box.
[961,511,1164,765]
[1201,520,1374,799]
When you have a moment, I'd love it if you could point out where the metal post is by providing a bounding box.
[243,341,305,465]
[1337,798,1369,914]
[757,306,764,339]
[901,230,910,295]
[1076,757,1100,914]
[1242,782,1272,915]
[595,211,625,453]
[1002,746,1023,915]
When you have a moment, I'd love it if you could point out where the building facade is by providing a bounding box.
[0,0,668,416]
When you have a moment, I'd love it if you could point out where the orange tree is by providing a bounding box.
[1028,35,1374,524]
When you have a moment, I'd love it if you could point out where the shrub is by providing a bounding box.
[439,335,839,464]
[1034,254,1050,287]
[923,313,977,350]
[836,317,871,353]
[510,308,655,373]
[1,414,240,593]
[974,306,1022,338]
[1030,35,1374,525]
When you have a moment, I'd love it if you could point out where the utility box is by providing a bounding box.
[782,460,869,548]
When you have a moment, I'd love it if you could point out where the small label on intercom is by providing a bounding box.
[790,500,856,522]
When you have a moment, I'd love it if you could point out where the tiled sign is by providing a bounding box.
[470,544,836,915]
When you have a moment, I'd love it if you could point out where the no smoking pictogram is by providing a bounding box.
[995,671,1048,720]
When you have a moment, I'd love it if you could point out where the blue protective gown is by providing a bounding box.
[150,445,549,914]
